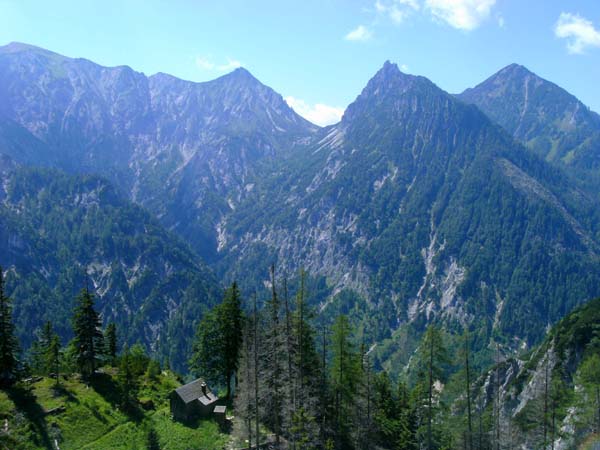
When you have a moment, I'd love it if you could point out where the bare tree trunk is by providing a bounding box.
[366,355,371,450]
[270,265,281,447]
[298,270,305,407]
[253,294,260,449]
[337,327,343,449]
[478,407,483,450]
[283,276,296,450]
[428,332,434,450]
[465,332,473,450]
[543,363,549,449]
[495,344,501,450]
[245,320,253,449]
[551,396,556,450]
[320,326,328,444]
[596,386,600,433]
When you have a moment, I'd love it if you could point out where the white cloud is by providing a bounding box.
[425,0,496,31]
[345,25,373,41]
[554,12,600,54]
[375,0,420,24]
[195,56,243,72]
[400,63,410,72]
[285,96,344,126]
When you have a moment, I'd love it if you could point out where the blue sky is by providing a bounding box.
[1,0,599,125]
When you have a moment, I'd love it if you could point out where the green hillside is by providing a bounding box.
[0,372,229,450]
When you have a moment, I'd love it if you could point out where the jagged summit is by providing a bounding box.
[226,66,255,80]
[341,59,456,129]
[361,60,420,95]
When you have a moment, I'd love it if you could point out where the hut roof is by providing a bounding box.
[174,379,218,405]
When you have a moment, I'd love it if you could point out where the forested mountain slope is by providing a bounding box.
[0,163,220,371]
[221,62,600,360]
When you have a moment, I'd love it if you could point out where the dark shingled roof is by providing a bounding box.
[174,379,218,405]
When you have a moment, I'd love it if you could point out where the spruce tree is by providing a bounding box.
[31,320,55,374]
[219,281,243,399]
[235,316,255,449]
[72,287,104,379]
[189,282,243,398]
[577,353,600,433]
[262,265,285,445]
[47,334,61,386]
[413,325,450,450]
[0,266,19,386]
[190,282,243,399]
[330,315,361,449]
[290,270,321,447]
[117,345,138,410]
[190,309,222,383]
[104,322,117,365]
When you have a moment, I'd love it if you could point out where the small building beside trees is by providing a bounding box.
[169,378,219,422]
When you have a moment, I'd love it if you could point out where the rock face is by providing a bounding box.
[2,44,600,371]
[457,63,600,175]
[470,298,600,449]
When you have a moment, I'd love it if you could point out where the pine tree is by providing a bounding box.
[190,309,222,383]
[145,359,161,381]
[283,276,297,450]
[253,293,261,449]
[330,315,361,449]
[105,322,118,365]
[72,287,104,379]
[290,270,321,447]
[397,380,417,450]
[31,320,55,374]
[219,281,243,399]
[577,353,600,434]
[318,326,332,445]
[235,315,256,449]
[261,265,286,445]
[117,345,139,410]
[548,374,568,450]
[413,325,450,450]
[460,330,474,450]
[190,282,243,399]
[47,334,61,386]
[0,266,19,386]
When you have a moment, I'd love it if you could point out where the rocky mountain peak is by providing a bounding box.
[360,60,418,98]
[341,60,456,130]
[496,62,535,79]
[457,63,600,168]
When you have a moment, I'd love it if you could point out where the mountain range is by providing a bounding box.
[1,42,600,372]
